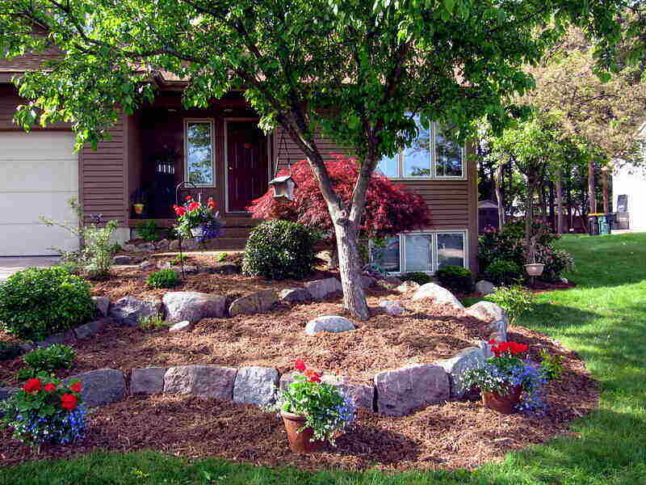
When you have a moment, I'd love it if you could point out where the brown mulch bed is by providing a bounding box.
[0,294,490,386]
[0,326,599,470]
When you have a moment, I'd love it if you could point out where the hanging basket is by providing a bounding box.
[524,263,545,277]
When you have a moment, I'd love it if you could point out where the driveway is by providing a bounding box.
[0,256,59,282]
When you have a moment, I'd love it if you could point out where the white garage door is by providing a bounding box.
[0,132,79,256]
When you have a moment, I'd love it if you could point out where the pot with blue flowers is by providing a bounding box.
[464,340,547,414]
[275,359,355,453]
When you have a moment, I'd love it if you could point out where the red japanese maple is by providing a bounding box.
[248,155,431,241]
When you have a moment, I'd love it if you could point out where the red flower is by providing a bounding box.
[491,341,529,357]
[60,393,78,411]
[294,359,306,372]
[173,204,186,216]
[23,378,42,393]
[207,198,217,209]
[188,201,200,211]
[44,383,57,392]
[304,369,322,383]
[185,195,193,201]
[70,381,82,393]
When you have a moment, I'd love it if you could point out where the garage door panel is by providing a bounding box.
[0,224,77,256]
[0,191,78,224]
[0,159,77,192]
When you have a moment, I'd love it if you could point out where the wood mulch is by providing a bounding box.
[0,325,599,470]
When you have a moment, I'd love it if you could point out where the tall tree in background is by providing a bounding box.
[0,0,630,319]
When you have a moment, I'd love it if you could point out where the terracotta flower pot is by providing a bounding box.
[133,203,144,215]
[280,410,325,454]
[482,385,522,414]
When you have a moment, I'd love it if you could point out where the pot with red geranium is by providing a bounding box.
[172,196,223,242]
[273,359,355,454]
[463,341,547,414]
[0,375,86,446]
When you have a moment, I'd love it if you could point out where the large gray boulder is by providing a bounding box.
[305,315,356,335]
[229,290,278,317]
[162,292,227,323]
[204,263,240,275]
[130,367,167,394]
[466,301,508,341]
[279,287,312,304]
[305,278,342,300]
[109,297,161,326]
[233,366,279,406]
[35,330,76,347]
[73,320,106,340]
[379,300,406,316]
[437,347,486,398]
[164,365,237,399]
[92,296,110,317]
[475,280,496,296]
[66,369,126,407]
[113,255,133,265]
[412,283,464,309]
[374,364,450,416]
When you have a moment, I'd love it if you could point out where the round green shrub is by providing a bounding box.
[0,267,95,341]
[146,269,181,289]
[242,220,319,280]
[484,260,523,286]
[400,272,433,286]
[435,265,474,293]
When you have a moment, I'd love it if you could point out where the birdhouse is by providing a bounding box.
[269,175,296,201]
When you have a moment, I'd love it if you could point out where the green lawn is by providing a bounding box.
[2,234,645,484]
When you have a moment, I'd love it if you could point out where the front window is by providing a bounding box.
[370,236,400,273]
[377,118,464,179]
[185,120,215,186]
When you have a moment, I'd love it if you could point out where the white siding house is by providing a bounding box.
[613,123,646,232]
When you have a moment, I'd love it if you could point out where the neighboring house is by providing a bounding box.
[613,123,646,232]
[0,55,478,274]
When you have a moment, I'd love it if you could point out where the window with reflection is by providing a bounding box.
[370,236,400,273]
[185,121,214,186]
[437,232,465,268]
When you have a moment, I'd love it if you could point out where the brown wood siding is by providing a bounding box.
[0,85,69,130]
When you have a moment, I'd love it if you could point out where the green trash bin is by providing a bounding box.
[597,214,611,236]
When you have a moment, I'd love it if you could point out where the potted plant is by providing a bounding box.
[173,196,223,242]
[274,359,355,453]
[131,189,147,216]
[464,340,546,414]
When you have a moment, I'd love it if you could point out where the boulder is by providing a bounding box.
[113,255,133,265]
[156,239,170,250]
[377,276,404,290]
[233,366,279,406]
[396,280,420,294]
[305,315,356,335]
[374,364,450,416]
[361,275,376,288]
[169,321,192,333]
[157,261,172,270]
[35,330,76,348]
[204,263,240,275]
[139,260,156,270]
[169,239,198,251]
[466,301,508,341]
[475,280,496,296]
[73,320,106,340]
[379,300,406,316]
[279,372,373,410]
[181,265,199,275]
[315,250,337,269]
[109,296,161,327]
[437,347,485,398]
[66,369,126,407]
[136,242,156,252]
[477,340,494,359]
[130,367,166,394]
[164,365,237,399]
[279,287,312,304]
[412,283,464,309]
[229,290,278,317]
[121,243,138,252]
[92,296,110,317]
[162,292,227,323]
[304,278,342,300]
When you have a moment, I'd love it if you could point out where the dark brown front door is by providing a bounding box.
[226,121,269,212]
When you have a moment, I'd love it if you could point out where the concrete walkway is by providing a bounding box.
[0,256,59,282]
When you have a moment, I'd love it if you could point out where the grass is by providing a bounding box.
[2,234,645,484]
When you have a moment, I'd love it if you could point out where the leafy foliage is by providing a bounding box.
[136,221,160,242]
[539,349,565,381]
[138,316,170,332]
[487,285,536,325]
[242,220,319,280]
[18,345,76,380]
[249,157,430,241]
[484,260,524,286]
[0,267,95,341]
[146,269,181,289]
[435,265,474,294]
[400,272,433,286]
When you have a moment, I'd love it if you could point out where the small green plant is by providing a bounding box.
[486,285,536,325]
[16,345,76,380]
[138,316,170,332]
[0,267,95,340]
[214,252,228,262]
[539,349,565,380]
[0,342,24,361]
[171,254,188,266]
[146,269,181,289]
[400,272,433,286]
[484,259,524,286]
[242,220,319,280]
[136,221,160,242]
[435,265,474,293]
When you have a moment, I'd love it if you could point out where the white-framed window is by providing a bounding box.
[377,117,465,179]
[185,119,215,186]
[370,230,468,274]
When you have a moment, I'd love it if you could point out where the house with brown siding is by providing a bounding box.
[0,57,478,274]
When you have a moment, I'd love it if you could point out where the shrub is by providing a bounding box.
[146,269,181,289]
[0,267,95,341]
[539,349,564,380]
[487,285,535,325]
[242,220,319,280]
[17,345,76,380]
[400,272,433,286]
[274,359,355,445]
[484,260,523,286]
[537,248,574,282]
[435,266,474,293]
[136,221,160,242]
[1,376,86,445]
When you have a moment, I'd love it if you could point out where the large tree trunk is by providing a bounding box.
[556,175,565,235]
[588,158,597,214]
[494,164,505,229]
[602,168,610,213]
